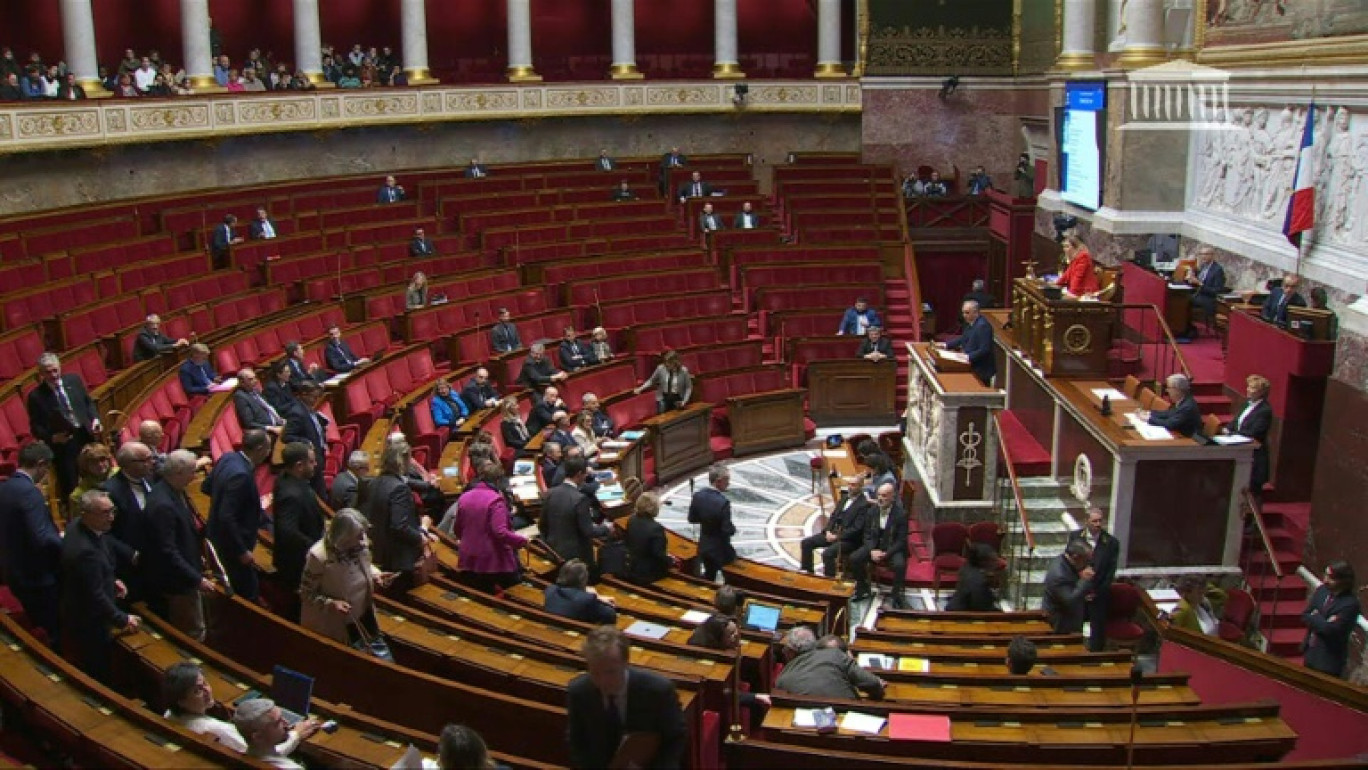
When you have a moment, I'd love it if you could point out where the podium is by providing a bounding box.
[1010,278,1118,378]
[904,343,1004,510]
[642,402,713,486]
[806,360,897,424]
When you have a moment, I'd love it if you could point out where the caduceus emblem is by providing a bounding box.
[957,421,983,486]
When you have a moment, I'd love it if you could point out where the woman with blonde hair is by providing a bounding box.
[69,443,117,514]
[299,508,395,644]
[570,411,599,459]
[1054,235,1100,297]
[499,396,531,456]
[406,271,429,309]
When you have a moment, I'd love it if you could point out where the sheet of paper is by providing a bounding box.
[602,440,631,449]
[1213,434,1252,445]
[1168,283,1195,291]
[792,709,819,728]
[1126,412,1172,440]
[856,653,894,670]
[937,349,970,364]
[208,377,238,393]
[840,712,887,735]
[680,610,711,624]
[392,744,425,770]
[1090,387,1127,402]
[597,452,619,462]
[821,450,847,459]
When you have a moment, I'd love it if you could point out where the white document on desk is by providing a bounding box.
[840,712,887,735]
[792,708,820,728]
[1168,283,1195,291]
[1213,435,1253,445]
[1126,413,1172,440]
[1091,387,1127,402]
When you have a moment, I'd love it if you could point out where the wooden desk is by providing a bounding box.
[805,359,897,424]
[727,387,807,456]
[642,402,713,485]
[875,614,1053,636]
[1010,278,1118,378]
[904,342,1004,509]
[1121,262,1192,336]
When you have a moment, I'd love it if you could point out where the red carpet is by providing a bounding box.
[996,410,1051,477]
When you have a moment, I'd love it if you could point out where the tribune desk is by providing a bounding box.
[1010,278,1119,378]
[987,311,1254,577]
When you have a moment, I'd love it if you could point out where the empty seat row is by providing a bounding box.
[163,270,252,310]
[210,287,290,329]
[339,347,438,435]
[539,249,708,286]
[1,275,98,331]
[0,326,45,382]
[289,186,387,216]
[631,317,750,354]
[597,291,734,332]
[554,360,639,411]
[791,209,901,232]
[676,341,766,378]
[568,267,721,307]
[741,263,884,310]
[399,289,549,342]
[299,321,392,374]
[773,164,896,183]
[802,225,903,243]
[118,373,198,449]
[308,201,421,232]
[64,234,178,279]
[756,284,882,337]
[212,303,346,376]
[695,365,792,406]
[460,199,664,237]
[16,217,140,261]
[58,294,145,349]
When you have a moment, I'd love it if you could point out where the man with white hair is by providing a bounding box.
[132,313,188,362]
[1139,373,1202,437]
[774,625,885,700]
[517,342,567,390]
[232,698,313,768]
[330,450,371,510]
[144,450,215,640]
[27,352,100,499]
[582,392,615,438]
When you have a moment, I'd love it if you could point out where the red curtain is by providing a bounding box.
[914,247,990,336]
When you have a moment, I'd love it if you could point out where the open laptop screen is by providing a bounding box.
[271,665,314,723]
[744,603,781,633]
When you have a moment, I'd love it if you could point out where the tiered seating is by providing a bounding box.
[1,275,98,330]
[740,263,885,311]
[57,295,145,349]
[338,346,438,435]
[211,304,346,376]
[566,266,722,307]
[536,248,708,285]
[597,291,735,332]
[0,326,46,381]
[630,316,751,355]
[756,284,884,337]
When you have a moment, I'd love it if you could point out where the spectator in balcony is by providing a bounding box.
[902,173,924,199]
[466,158,490,179]
[28,352,101,500]
[596,149,616,172]
[635,349,692,414]
[347,44,366,68]
[943,300,996,386]
[966,165,994,195]
[269,63,290,90]
[922,170,948,197]
[40,65,61,98]
[213,54,232,87]
[119,49,140,75]
[461,367,500,410]
[263,359,298,412]
[490,307,522,353]
[1303,560,1360,679]
[448,461,528,593]
[337,65,361,88]
[405,271,429,309]
[964,278,996,310]
[734,201,761,229]
[699,202,723,233]
[1139,373,1201,438]
[0,73,23,101]
[377,174,405,204]
[610,180,637,201]
[518,343,568,391]
[409,226,436,257]
[133,57,157,93]
[545,559,617,624]
[330,451,371,511]
[431,378,470,430]
[133,313,189,362]
[19,68,44,99]
[558,326,594,372]
[0,47,19,78]
[178,343,219,396]
[321,54,341,84]
[147,73,173,97]
[284,341,325,387]
[223,69,245,93]
[377,46,397,73]
[69,442,118,515]
[837,297,881,336]
[233,368,285,436]
[244,49,268,78]
[289,70,316,92]
[588,327,613,363]
[208,16,222,58]
[239,67,266,92]
[858,325,893,362]
[625,492,671,585]
[500,397,532,456]
[249,207,278,240]
[678,170,713,202]
[529,386,567,435]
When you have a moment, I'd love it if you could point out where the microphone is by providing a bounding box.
[1126,662,1143,770]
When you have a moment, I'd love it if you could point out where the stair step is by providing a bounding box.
[1258,600,1307,629]
[1265,626,1306,653]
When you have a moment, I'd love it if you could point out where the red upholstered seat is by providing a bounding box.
[1104,582,1147,645]
[967,520,1005,554]
[930,522,969,595]
[1218,588,1257,643]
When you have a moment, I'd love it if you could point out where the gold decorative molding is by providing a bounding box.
[814,62,847,78]
[854,0,869,77]
[712,62,746,79]
[0,80,862,155]
[609,63,644,80]
[506,66,542,83]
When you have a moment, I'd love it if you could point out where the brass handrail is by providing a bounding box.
[902,241,924,343]
[1116,302,1192,383]
[1243,489,1283,581]
[992,412,1036,554]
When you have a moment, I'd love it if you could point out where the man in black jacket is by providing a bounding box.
[323,325,369,373]
[490,308,522,353]
[1141,373,1202,437]
[282,381,330,496]
[541,456,609,573]
[849,482,909,608]
[461,367,500,411]
[688,464,737,581]
[143,450,213,641]
[799,474,867,577]
[527,386,567,436]
[232,368,286,437]
[27,352,100,499]
[0,442,63,644]
[204,429,272,601]
[273,443,326,617]
[567,626,684,769]
[62,489,140,684]
[545,559,617,624]
[1043,539,1096,634]
[132,314,188,362]
[103,441,157,601]
[857,325,894,362]
[1068,508,1120,650]
[518,343,568,391]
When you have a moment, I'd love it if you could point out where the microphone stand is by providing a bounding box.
[1126,662,1142,770]
[473,310,483,366]
[725,644,745,743]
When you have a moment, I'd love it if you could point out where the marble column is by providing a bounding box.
[506,0,541,82]
[712,0,744,79]
[1055,0,1098,71]
[401,0,438,83]
[609,0,642,79]
[179,0,218,91]
[293,0,326,86]
[815,0,845,77]
[1116,0,1168,68]
[58,0,108,96]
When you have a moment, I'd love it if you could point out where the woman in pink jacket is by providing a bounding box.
[447,461,528,593]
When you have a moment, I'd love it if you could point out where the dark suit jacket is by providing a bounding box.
[698,212,723,232]
[203,451,265,562]
[660,153,687,170]
[282,401,329,494]
[518,357,562,391]
[408,237,435,257]
[178,359,217,396]
[377,185,405,204]
[56,83,86,99]
[491,322,522,353]
[548,428,576,449]
[862,502,908,560]
[945,564,999,611]
[365,474,425,573]
[774,647,885,700]
[133,329,178,362]
[462,379,499,410]
[611,188,637,201]
[1303,586,1361,678]
[590,411,615,438]
[964,290,997,310]
[1192,261,1227,300]
[330,470,365,511]
[143,480,204,598]
[539,457,560,487]
[558,339,593,371]
[687,487,736,567]
[287,358,323,388]
[857,336,894,359]
[1042,554,1093,634]
[597,156,616,171]
[209,222,236,259]
[1230,399,1273,487]
[233,389,283,431]
[248,218,277,239]
[502,419,531,455]
[272,474,326,588]
[60,520,134,636]
[625,516,670,585]
[527,396,562,435]
[465,164,488,178]
[567,667,685,770]
[0,472,63,590]
[830,494,871,549]
[1070,529,1120,592]
[678,181,713,199]
[26,374,97,445]
[324,340,361,373]
[103,471,154,564]
[946,315,997,385]
[1148,395,1202,437]
[1261,287,1307,326]
[544,584,616,624]
[733,211,761,229]
[540,482,604,565]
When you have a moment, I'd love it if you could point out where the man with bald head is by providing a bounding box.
[102,441,156,599]
[1261,273,1307,327]
[943,299,997,387]
[848,481,909,608]
[461,367,500,410]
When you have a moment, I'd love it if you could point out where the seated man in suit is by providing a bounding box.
[677,170,712,202]
[1139,373,1202,437]
[848,482,909,607]
[567,625,685,770]
[774,625,885,700]
[461,367,500,410]
[408,226,436,257]
[581,393,615,438]
[323,325,369,373]
[546,411,577,450]
[611,180,637,201]
[232,368,285,437]
[490,308,523,354]
[698,202,723,234]
[733,201,761,230]
[799,474,866,576]
[558,326,594,372]
[283,341,325,387]
[248,206,278,240]
[527,386,567,435]
[133,314,188,362]
[177,343,219,396]
[377,174,405,203]
[517,343,568,390]
[545,559,617,624]
[1225,374,1272,500]
[209,214,243,264]
[596,149,616,172]
[857,325,893,362]
[1261,273,1307,326]
[1184,246,1227,329]
[942,300,997,386]
[539,441,563,487]
[963,278,995,310]
[465,158,489,178]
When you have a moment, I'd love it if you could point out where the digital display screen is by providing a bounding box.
[1059,81,1107,211]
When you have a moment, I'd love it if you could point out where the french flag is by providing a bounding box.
[1283,104,1316,247]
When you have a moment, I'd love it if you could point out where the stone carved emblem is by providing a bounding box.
[1070,453,1093,505]
[957,421,983,487]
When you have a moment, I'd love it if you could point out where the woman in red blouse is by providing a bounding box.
[1055,235,1101,297]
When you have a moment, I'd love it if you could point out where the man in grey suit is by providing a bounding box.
[232,368,285,438]
[567,626,684,769]
[1042,538,1096,634]
[774,626,884,700]
[540,456,609,574]
[1140,373,1202,437]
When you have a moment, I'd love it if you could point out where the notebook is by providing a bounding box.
[271,665,314,726]
[744,603,781,633]
[888,713,951,742]
[623,621,670,640]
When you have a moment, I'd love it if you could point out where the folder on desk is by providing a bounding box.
[888,714,952,742]
[897,656,930,672]
[624,620,670,640]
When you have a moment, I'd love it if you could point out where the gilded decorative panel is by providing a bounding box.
[129,104,210,131]
[544,87,620,109]
[867,0,1014,76]
[236,99,316,124]
[342,94,419,118]
[15,111,99,139]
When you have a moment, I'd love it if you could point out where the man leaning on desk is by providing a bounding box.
[1137,373,1202,438]
[941,300,996,387]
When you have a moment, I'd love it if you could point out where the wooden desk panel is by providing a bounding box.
[728,388,807,456]
[806,360,897,424]
[644,402,713,485]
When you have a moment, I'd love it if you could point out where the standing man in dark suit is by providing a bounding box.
[142,450,213,641]
[1261,273,1307,326]
[204,429,272,601]
[596,149,616,172]
[1069,508,1120,651]
[232,368,285,438]
[132,313,188,362]
[465,158,489,178]
[1226,374,1273,500]
[1042,539,1095,634]
[1140,373,1202,437]
[943,300,997,387]
[282,381,330,496]
[849,482,909,608]
[567,626,685,770]
[377,175,405,203]
[490,308,523,354]
[27,351,101,500]
[541,456,609,572]
[689,465,737,581]
[248,206,278,240]
[323,325,369,373]
[658,145,686,194]
[0,442,63,644]
[61,489,140,685]
[1184,246,1226,329]
[272,443,326,617]
[408,226,436,257]
[209,214,243,266]
[103,441,156,602]
[1303,560,1361,679]
[558,326,594,372]
[461,367,500,410]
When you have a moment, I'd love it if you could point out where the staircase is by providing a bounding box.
[1241,500,1311,658]
[998,476,1080,610]
[883,277,917,410]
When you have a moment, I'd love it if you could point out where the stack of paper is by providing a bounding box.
[1090,387,1127,402]
[792,709,821,728]
[1125,413,1172,440]
[840,712,887,735]
[1213,434,1252,445]
[209,377,238,393]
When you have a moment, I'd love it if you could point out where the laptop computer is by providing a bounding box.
[271,665,315,726]
[744,603,781,633]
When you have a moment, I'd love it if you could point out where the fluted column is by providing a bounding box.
[179,0,218,91]
[1055,0,1097,71]
[815,0,844,77]
[58,0,109,97]
[506,0,541,82]
[712,0,744,79]
[609,0,642,79]
[293,0,326,85]
[401,0,437,84]
[1116,0,1167,68]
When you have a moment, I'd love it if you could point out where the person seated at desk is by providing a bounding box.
[942,300,996,387]
[546,411,576,450]
[133,313,189,362]
[405,271,429,309]
[409,226,436,257]
[698,202,723,233]
[517,343,568,390]
[589,326,614,362]
[1138,373,1202,437]
[461,367,500,411]
[596,149,617,172]
[490,308,522,353]
[377,174,405,204]
[1006,635,1037,674]
[838,297,882,336]
[582,392,615,438]
[545,559,617,624]
[324,325,370,373]
[1169,575,1225,636]
[1261,273,1306,326]
[1184,246,1227,329]
[162,663,319,759]
[499,397,533,456]
[1054,235,1101,298]
[528,386,567,435]
[774,625,885,700]
[233,698,318,768]
[571,411,600,459]
[857,325,893,362]
[677,170,713,202]
[539,442,563,487]
[558,325,594,372]
[1225,374,1272,500]
[178,343,219,396]
[610,180,637,201]
[464,158,489,179]
[734,201,761,229]
[430,378,469,430]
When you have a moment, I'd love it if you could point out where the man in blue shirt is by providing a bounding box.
[837,297,882,336]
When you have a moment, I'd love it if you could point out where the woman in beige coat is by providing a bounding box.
[299,508,394,645]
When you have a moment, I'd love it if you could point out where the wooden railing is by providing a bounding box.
[1240,488,1282,649]
[992,412,1036,610]
[1115,302,1193,387]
